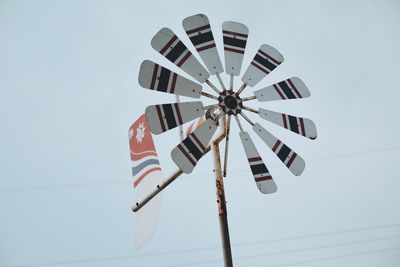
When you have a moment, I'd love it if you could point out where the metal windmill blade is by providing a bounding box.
[258,108,317,139]
[253,77,311,101]
[151,27,210,84]
[183,14,224,75]
[238,130,277,194]
[131,14,317,267]
[235,44,284,95]
[222,21,249,77]
[145,101,205,135]
[253,122,305,176]
[171,117,219,174]
[139,60,202,98]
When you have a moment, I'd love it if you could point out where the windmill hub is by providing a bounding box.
[218,90,243,115]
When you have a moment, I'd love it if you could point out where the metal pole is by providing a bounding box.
[212,132,233,267]
[132,169,183,212]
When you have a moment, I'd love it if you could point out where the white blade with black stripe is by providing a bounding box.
[183,14,223,75]
[253,123,305,176]
[222,21,248,76]
[241,44,284,87]
[254,77,310,102]
[239,131,277,194]
[171,118,218,174]
[139,60,202,98]
[145,101,204,135]
[259,108,317,140]
[151,28,210,84]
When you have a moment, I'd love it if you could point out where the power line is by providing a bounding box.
[164,236,400,267]
[1,145,399,193]
[3,222,400,267]
[263,246,400,267]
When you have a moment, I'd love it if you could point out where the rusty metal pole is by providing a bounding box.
[212,116,233,267]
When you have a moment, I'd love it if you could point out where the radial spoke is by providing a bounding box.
[241,96,257,102]
[203,104,220,110]
[239,112,255,126]
[236,83,247,95]
[223,115,231,177]
[229,75,234,90]
[205,80,221,94]
[216,73,226,90]
[201,91,219,100]
[242,105,259,114]
[234,115,244,132]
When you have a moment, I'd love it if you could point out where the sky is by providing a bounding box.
[1,0,400,266]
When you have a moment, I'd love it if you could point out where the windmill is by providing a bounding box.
[132,14,317,266]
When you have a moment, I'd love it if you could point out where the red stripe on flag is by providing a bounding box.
[133,167,162,188]
[150,64,159,89]
[259,50,280,64]
[222,30,248,38]
[156,105,166,132]
[273,84,286,99]
[160,35,177,54]
[272,140,281,152]
[286,153,297,168]
[287,79,302,98]
[251,62,270,74]
[197,43,216,52]
[177,51,191,67]
[299,118,306,137]
[131,151,158,161]
[178,144,196,166]
[282,113,288,129]
[186,24,211,35]
[224,47,244,54]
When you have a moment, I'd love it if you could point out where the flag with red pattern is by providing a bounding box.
[129,114,164,248]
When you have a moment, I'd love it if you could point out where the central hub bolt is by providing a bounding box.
[224,95,238,109]
[218,90,243,115]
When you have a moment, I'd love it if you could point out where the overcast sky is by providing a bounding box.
[1,0,400,266]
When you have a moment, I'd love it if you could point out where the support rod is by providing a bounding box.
[132,169,183,212]
[133,108,224,213]
[212,135,233,267]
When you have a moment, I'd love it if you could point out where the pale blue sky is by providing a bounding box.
[1,0,400,266]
